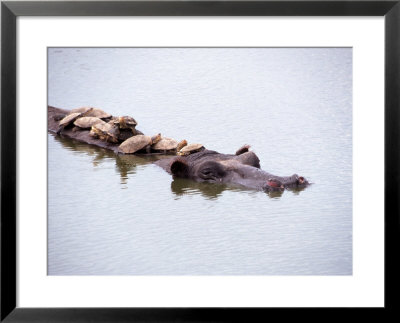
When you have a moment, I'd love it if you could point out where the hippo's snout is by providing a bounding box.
[263,178,285,192]
[297,176,306,185]
[262,174,309,191]
[294,175,309,187]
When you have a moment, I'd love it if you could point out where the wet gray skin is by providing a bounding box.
[156,149,309,192]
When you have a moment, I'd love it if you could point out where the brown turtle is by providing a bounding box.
[89,122,119,143]
[74,117,106,129]
[119,134,161,154]
[57,107,93,134]
[177,143,204,156]
[108,116,140,141]
[109,116,138,132]
[70,107,112,119]
[152,138,188,154]
[117,116,137,129]
[176,139,188,152]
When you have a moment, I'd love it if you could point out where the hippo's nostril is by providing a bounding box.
[298,176,305,185]
[267,178,282,188]
[265,178,285,191]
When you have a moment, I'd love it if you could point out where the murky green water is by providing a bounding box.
[48,48,352,275]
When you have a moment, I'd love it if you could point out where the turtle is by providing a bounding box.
[57,107,93,134]
[70,107,112,119]
[117,116,137,130]
[89,122,119,143]
[73,116,106,129]
[109,116,138,132]
[152,138,188,154]
[119,133,161,154]
[177,143,205,156]
[176,139,188,152]
[108,116,139,141]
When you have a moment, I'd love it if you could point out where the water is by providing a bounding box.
[48,48,352,275]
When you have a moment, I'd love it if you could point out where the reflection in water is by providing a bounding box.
[170,177,305,199]
[171,178,228,200]
[53,134,170,185]
[54,133,116,162]
[115,153,169,185]
[264,187,308,199]
[287,186,308,195]
[265,190,284,199]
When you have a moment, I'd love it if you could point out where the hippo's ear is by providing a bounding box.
[170,158,189,178]
[235,144,251,156]
[235,151,261,168]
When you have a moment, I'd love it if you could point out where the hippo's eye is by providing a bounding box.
[201,169,214,177]
[197,161,227,182]
[199,168,219,182]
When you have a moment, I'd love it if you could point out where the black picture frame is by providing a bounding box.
[1,0,399,321]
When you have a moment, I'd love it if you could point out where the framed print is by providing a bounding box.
[1,0,399,321]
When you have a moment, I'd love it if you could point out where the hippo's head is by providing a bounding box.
[165,149,309,192]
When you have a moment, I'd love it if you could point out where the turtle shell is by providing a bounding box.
[107,117,119,128]
[58,112,82,127]
[109,116,137,131]
[117,116,137,129]
[119,135,152,154]
[179,143,204,154]
[58,107,94,128]
[92,122,112,133]
[70,107,111,119]
[74,117,105,129]
[152,137,179,151]
[90,122,119,143]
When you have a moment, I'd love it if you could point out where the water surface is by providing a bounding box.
[48,48,352,275]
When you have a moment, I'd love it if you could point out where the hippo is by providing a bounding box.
[155,146,309,192]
